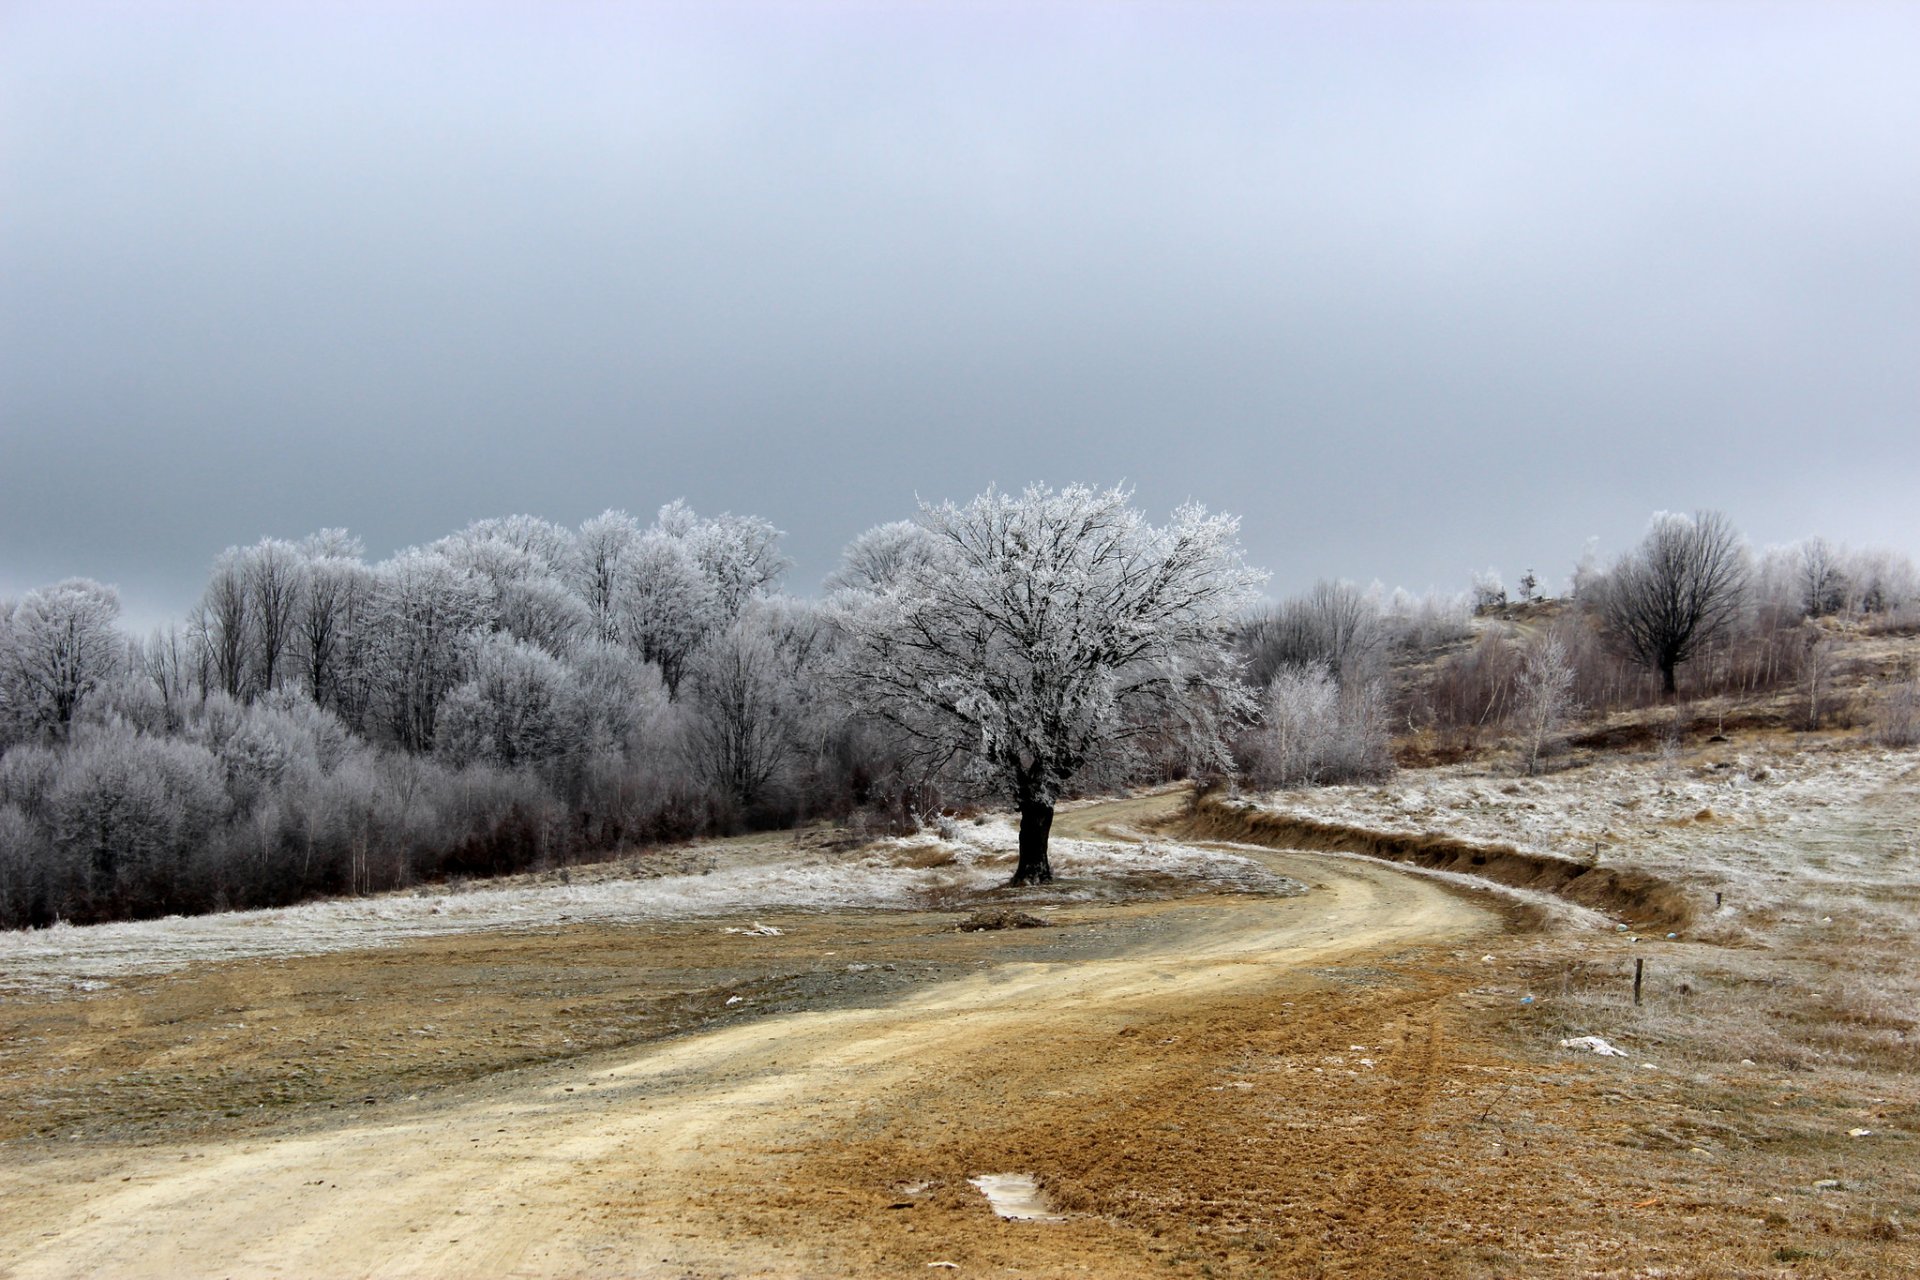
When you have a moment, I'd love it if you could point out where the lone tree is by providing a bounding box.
[834,484,1262,885]
[1599,510,1749,696]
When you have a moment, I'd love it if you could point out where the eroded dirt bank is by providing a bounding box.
[1172,791,1698,932]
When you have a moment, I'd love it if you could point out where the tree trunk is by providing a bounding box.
[1011,799,1055,886]
[1659,659,1677,696]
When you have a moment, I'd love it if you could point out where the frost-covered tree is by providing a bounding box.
[436,634,580,772]
[140,625,198,733]
[1471,568,1508,616]
[1242,663,1391,789]
[685,608,800,814]
[241,539,306,695]
[435,521,587,656]
[572,510,642,645]
[1795,538,1849,618]
[1852,548,1918,615]
[365,549,485,751]
[197,550,252,699]
[451,515,576,577]
[569,640,672,763]
[0,579,125,739]
[1240,580,1385,688]
[680,505,789,619]
[651,500,789,619]
[1597,511,1749,696]
[835,484,1263,885]
[296,551,374,720]
[825,520,941,595]
[47,724,228,918]
[1514,633,1579,774]
[617,530,718,696]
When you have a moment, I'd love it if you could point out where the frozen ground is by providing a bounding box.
[1244,742,1920,933]
[0,815,1290,995]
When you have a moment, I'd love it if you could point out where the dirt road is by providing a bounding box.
[1,802,1493,1278]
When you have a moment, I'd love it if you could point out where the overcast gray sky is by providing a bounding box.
[4,1,1917,627]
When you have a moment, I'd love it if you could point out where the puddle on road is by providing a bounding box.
[968,1173,1065,1221]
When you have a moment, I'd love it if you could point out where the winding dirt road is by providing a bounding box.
[2,801,1494,1279]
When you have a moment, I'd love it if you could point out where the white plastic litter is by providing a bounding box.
[1559,1035,1629,1057]
[723,922,784,937]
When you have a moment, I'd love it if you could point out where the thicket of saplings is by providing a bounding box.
[2,508,1916,930]
[1237,530,1920,791]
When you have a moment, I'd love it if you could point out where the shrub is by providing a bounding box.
[1874,668,1920,748]
[1242,663,1392,788]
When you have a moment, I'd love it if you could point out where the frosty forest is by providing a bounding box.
[2,485,1916,931]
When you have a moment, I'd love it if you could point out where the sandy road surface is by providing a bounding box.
[0,799,1492,1280]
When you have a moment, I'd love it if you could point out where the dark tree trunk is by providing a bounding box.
[1011,799,1055,886]
[1660,660,1677,696]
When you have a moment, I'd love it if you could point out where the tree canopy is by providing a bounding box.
[834,483,1263,884]
[1599,510,1749,695]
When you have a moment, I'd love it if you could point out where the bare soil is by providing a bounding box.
[2,791,1916,1278]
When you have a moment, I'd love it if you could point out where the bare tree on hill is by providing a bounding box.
[1598,510,1749,696]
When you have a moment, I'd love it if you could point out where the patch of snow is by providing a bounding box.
[968,1173,1064,1221]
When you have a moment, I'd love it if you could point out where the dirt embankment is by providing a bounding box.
[1170,792,1698,933]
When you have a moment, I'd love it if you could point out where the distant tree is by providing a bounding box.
[835,484,1262,885]
[617,531,717,696]
[436,634,580,772]
[435,521,587,656]
[1598,511,1750,696]
[139,625,197,733]
[685,609,800,815]
[1239,580,1384,688]
[572,510,641,645]
[197,551,251,699]
[0,579,125,739]
[826,520,941,595]
[296,553,374,719]
[451,515,576,577]
[1797,538,1849,618]
[1518,569,1539,602]
[366,550,485,751]
[682,507,790,618]
[47,724,227,918]
[1514,632,1579,774]
[1798,623,1837,730]
[1471,569,1508,616]
[241,539,306,695]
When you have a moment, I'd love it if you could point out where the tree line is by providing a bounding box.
[2,492,1916,928]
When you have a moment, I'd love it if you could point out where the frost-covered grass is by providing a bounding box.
[0,815,1288,996]
[1245,742,1920,925]
[925,815,1293,898]
[1242,740,1920,1076]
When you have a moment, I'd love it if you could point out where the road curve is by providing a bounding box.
[0,801,1493,1280]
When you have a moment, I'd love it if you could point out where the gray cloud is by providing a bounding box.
[4,2,1917,627]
